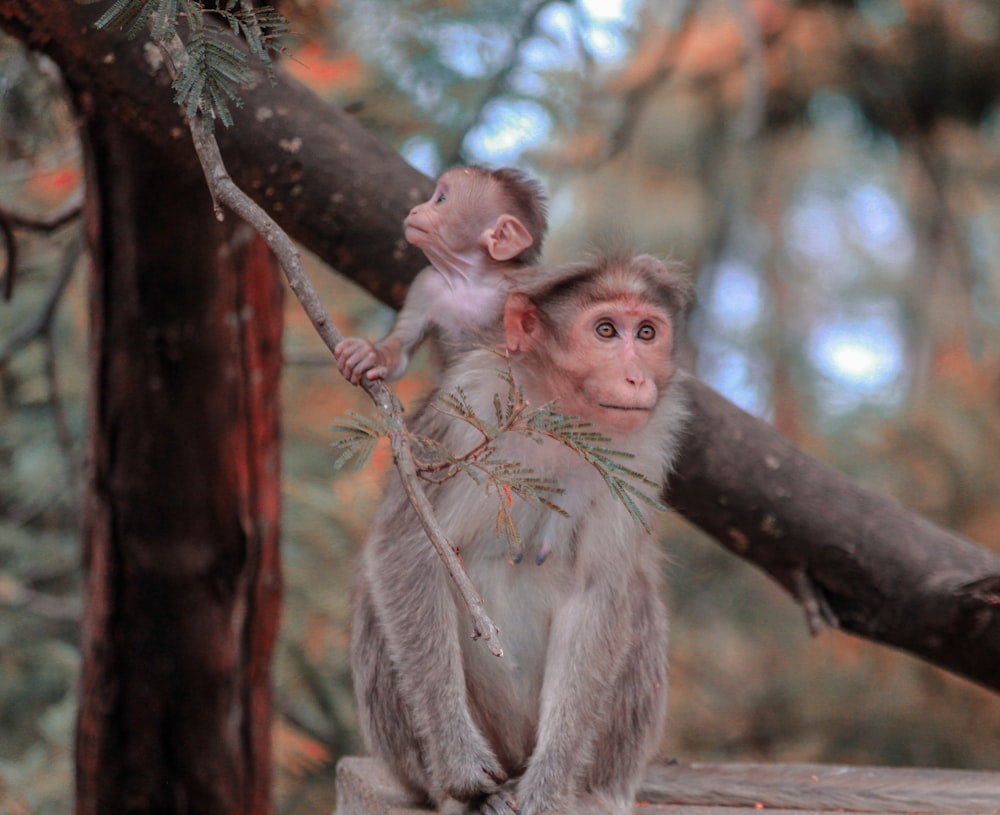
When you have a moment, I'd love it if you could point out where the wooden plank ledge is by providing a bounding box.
[333,756,1000,814]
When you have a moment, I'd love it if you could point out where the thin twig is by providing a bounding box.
[1,187,84,299]
[0,230,82,364]
[729,0,767,141]
[600,3,700,166]
[0,187,84,230]
[44,315,82,502]
[442,0,548,167]
[159,30,503,656]
[0,571,80,622]
[791,567,838,636]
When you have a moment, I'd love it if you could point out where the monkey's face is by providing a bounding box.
[404,170,502,259]
[545,297,676,434]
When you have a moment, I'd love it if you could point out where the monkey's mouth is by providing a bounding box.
[600,404,651,412]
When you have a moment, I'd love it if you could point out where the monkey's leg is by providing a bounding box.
[513,582,631,814]
[351,579,435,806]
[361,517,510,806]
[583,573,669,810]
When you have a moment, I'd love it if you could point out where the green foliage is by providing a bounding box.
[87,0,290,128]
[522,406,668,534]
[330,360,664,562]
[329,410,401,471]
[88,0,179,41]
[174,27,250,127]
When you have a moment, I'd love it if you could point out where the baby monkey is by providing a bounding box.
[335,166,547,384]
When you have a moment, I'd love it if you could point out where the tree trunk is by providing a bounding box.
[75,109,283,814]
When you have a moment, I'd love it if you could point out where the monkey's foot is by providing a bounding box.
[466,788,517,815]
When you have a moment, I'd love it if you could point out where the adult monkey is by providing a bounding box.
[351,252,692,814]
[335,166,547,384]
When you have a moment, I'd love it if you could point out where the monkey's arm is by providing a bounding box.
[373,267,439,378]
[333,267,437,383]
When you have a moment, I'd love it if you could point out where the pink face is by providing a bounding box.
[403,169,500,256]
[543,297,675,433]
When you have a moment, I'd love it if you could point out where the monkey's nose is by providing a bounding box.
[624,363,647,387]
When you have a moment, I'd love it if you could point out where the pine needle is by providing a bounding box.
[329,410,397,471]
[92,0,290,127]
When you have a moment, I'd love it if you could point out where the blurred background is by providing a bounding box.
[2,0,1000,812]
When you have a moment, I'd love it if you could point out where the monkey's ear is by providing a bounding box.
[504,292,541,352]
[483,215,533,262]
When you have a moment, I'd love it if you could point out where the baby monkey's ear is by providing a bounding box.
[482,214,533,262]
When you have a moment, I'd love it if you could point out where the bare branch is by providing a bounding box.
[442,0,549,167]
[0,186,84,230]
[157,30,504,657]
[0,571,80,622]
[43,311,82,500]
[0,230,82,364]
[0,187,84,300]
[600,4,700,166]
[728,0,767,140]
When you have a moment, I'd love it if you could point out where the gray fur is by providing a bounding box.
[351,256,690,815]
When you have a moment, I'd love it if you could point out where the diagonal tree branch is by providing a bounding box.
[157,28,504,657]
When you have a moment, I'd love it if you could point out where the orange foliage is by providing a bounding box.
[286,41,367,95]
[673,0,791,78]
[932,344,996,401]
[273,718,331,778]
[24,164,81,204]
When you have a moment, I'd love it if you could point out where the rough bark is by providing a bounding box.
[75,103,283,814]
[2,0,998,701]
[668,379,1000,691]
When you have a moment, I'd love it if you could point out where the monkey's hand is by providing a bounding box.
[441,732,510,807]
[469,787,518,815]
[514,772,570,815]
[334,337,388,384]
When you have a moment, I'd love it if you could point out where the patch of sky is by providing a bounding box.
[433,23,510,79]
[576,0,635,61]
[784,193,844,266]
[520,35,570,73]
[858,0,906,28]
[579,0,630,23]
[696,341,770,418]
[808,312,903,397]
[405,74,443,113]
[844,183,914,269]
[578,24,628,62]
[538,4,579,48]
[400,135,441,177]
[705,259,765,334]
[464,98,554,164]
[807,91,867,138]
[508,63,550,98]
[783,178,911,285]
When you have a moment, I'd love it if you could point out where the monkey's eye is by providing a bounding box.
[595,321,617,339]
[435,192,447,203]
[637,324,656,341]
